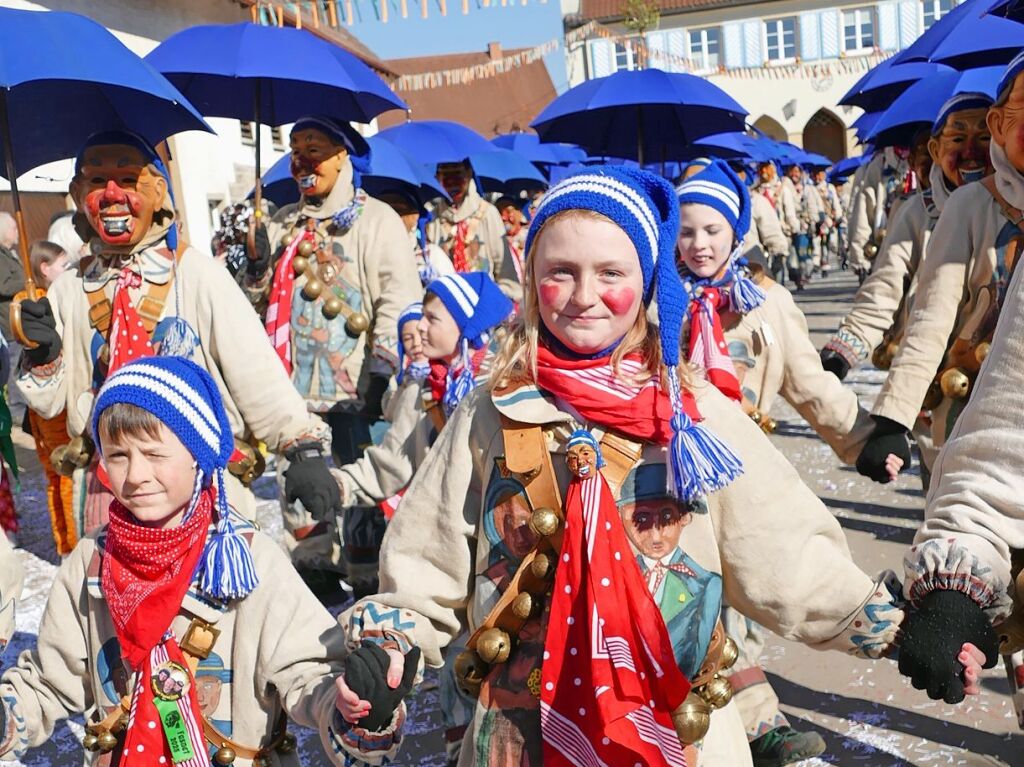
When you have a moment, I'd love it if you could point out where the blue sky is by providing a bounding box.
[346,0,569,93]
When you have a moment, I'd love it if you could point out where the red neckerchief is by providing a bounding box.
[108,268,154,375]
[452,220,470,272]
[534,344,701,444]
[687,286,742,403]
[266,230,315,374]
[541,471,691,767]
[102,490,213,766]
[426,349,487,404]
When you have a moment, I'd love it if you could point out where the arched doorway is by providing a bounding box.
[803,109,847,161]
[752,115,786,141]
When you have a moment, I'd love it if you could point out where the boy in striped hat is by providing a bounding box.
[0,356,366,766]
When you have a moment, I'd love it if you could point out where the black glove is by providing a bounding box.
[898,589,998,703]
[283,442,342,522]
[20,298,61,366]
[343,641,421,732]
[246,223,272,278]
[820,348,850,380]
[856,415,912,483]
[364,374,390,422]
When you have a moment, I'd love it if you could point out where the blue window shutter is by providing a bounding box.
[723,22,744,68]
[799,12,821,60]
[589,39,614,77]
[898,0,919,48]
[877,1,899,50]
[742,19,764,66]
[820,9,841,57]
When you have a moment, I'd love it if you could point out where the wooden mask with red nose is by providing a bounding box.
[988,74,1024,175]
[290,127,347,199]
[70,144,167,249]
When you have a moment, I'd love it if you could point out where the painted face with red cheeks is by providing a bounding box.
[989,75,1024,174]
[677,203,735,281]
[929,108,992,188]
[532,214,644,355]
[289,128,347,198]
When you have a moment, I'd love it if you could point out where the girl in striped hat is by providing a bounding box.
[0,356,370,766]
[333,166,909,767]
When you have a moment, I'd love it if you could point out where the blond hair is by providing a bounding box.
[490,208,687,391]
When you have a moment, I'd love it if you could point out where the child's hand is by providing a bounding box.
[334,646,405,723]
[337,642,420,731]
[885,452,904,483]
[960,642,987,696]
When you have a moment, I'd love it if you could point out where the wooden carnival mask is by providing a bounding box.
[928,108,992,188]
[70,144,167,248]
[290,127,347,199]
[988,73,1024,174]
[437,162,472,206]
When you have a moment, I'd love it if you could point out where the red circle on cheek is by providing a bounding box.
[538,282,564,308]
[600,287,636,316]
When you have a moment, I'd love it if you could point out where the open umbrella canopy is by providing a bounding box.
[828,155,868,183]
[256,135,449,209]
[145,22,406,124]
[530,68,747,163]
[469,149,547,196]
[490,133,587,167]
[892,0,1024,69]
[866,66,1002,147]
[376,120,494,167]
[852,111,884,142]
[0,7,210,177]
[839,61,951,111]
[691,132,775,162]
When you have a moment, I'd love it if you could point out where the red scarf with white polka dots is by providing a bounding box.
[541,471,691,767]
[108,267,155,374]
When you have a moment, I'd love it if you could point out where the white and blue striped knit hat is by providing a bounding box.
[932,92,994,135]
[524,166,742,501]
[426,272,514,416]
[396,301,424,384]
[676,159,765,314]
[997,49,1024,104]
[92,356,258,601]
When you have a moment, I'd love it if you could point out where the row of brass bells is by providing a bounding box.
[291,237,371,334]
[940,367,971,400]
[748,409,777,435]
[82,729,118,753]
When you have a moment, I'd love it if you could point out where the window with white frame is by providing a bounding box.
[614,40,637,72]
[921,0,955,29]
[842,8,874,53]
[688,27,721,72]
[764,17,797,63]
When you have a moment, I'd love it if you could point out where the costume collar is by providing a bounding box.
[991,142,1024,211]
[927,164,955,216]
[491,382,574,426]
[81,246,176,290]
[441,183,483,224]
[298,160,356,221]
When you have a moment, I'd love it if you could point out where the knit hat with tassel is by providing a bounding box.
[91,356,258,600]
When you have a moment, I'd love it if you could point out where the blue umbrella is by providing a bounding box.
[691,132,774,162]
[866,66,1002,147]
[146,22,406,207]
[828,155,868,183]
[469,149,547,196]
[0,7,210,297]
[376,120,494,167]
[531,68,748,164]
[892,0,1023,69]
[490,133,587,167]
[256,135,449,209]
[852,111,884,142]
[839,61,951,111]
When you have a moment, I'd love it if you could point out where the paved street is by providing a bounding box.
[5,268,1022,766]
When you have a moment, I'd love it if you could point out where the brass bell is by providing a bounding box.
[720,636,739,671]
[529,507,560,539]
[700,674,734,710]
[939,367,970,399]
[276,732,297,754]
[67,435,94,469]
[453,650,489,697]
[302,277,324,301]
[96,730,119,753]
[975,341,991,365]
[511,592,536,620]
[49,445,68,474]
[476,627,512,664]
[213,746,237,765]
[291,254,310,276]
[871,342,895,371]
[759,416,777,435]
[671,691,712,744]
[345,312,370,336]
[322,296,343,320]
[82,733,99,752]
[865,242,878,259]
[281,232,296,247]
[748,409,762,425]
[114,713,129,733]
[531,552,552,579]
[297,239,315,258]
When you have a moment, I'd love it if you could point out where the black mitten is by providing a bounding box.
[20,298,61,366]
[819,348,850,380]
[284,442,342,522]
[343,641,421,732]
[364,374,390,422]
[898,589,998,703]
[246,223,273,278]
[856,415,912,483]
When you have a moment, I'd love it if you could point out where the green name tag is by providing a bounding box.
[154,698,195,764]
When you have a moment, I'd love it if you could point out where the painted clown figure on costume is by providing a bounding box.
[244,116,421,574]
[330,167,908,767]
[14,131,337,540]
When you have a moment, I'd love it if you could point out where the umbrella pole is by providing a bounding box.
[253,84,263,217]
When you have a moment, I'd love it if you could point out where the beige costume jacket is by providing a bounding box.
[0,533,21,656]
[745,194,789,259]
